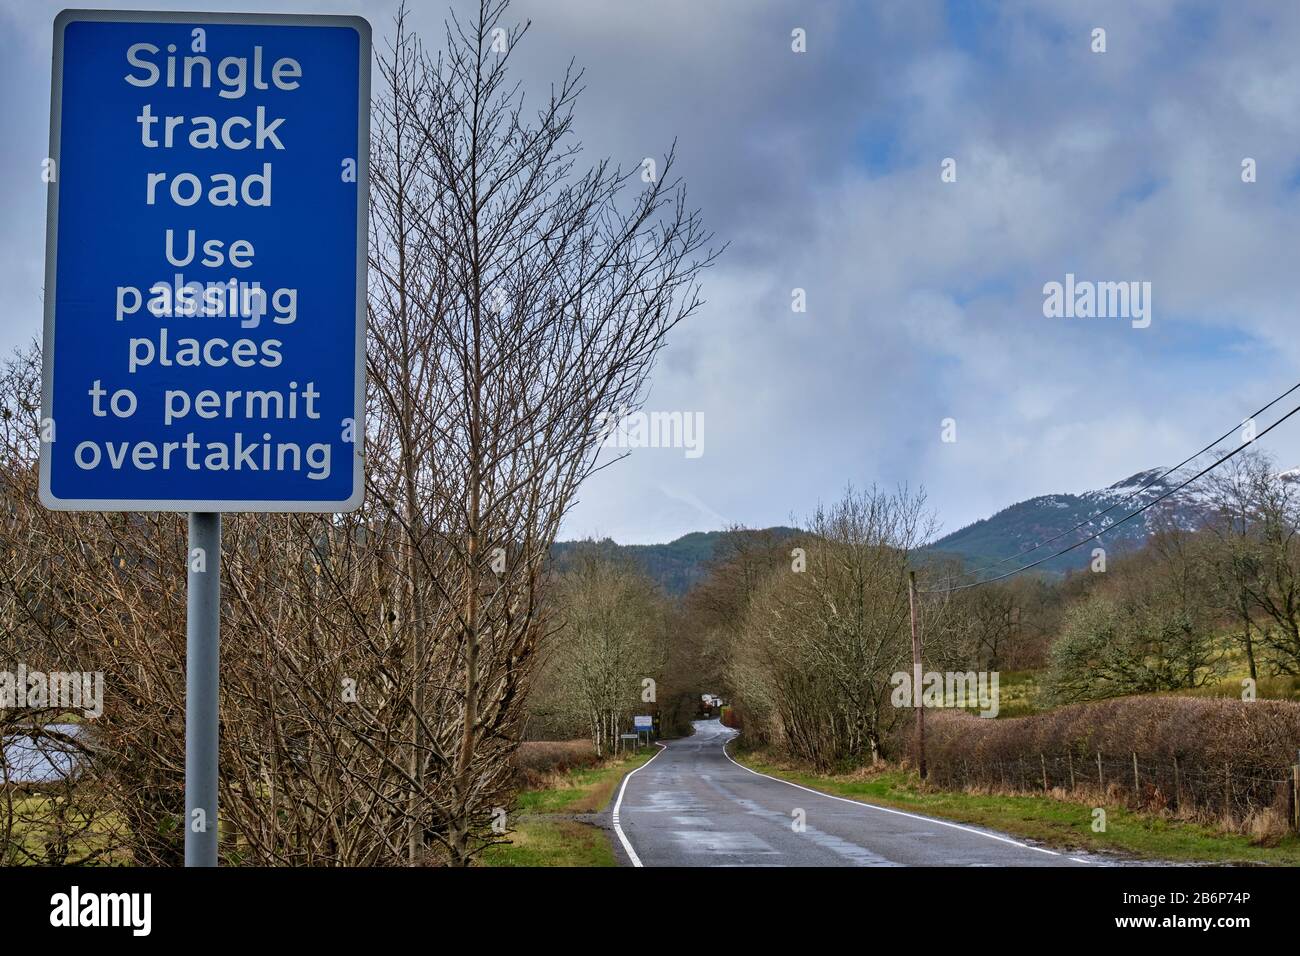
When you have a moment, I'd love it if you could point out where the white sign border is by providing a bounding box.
[39,9,370,513]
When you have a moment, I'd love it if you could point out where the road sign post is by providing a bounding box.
[41,11,370,866]
[185,512,220,866]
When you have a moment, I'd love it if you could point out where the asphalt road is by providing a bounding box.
[610,719,1104,867]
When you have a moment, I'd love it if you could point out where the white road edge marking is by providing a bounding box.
[611,742,668,868]
[721,736,1092,864]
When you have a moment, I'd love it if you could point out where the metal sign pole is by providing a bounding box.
[185,512,221,867]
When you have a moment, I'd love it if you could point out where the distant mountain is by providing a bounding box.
[928,467,1215,577]
[557,465,1300,593]
[552,528,798,596]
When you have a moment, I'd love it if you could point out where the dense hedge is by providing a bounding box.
[922,697,1300,825]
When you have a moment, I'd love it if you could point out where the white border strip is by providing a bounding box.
[721,737,1089,862]
[611,743,667,868]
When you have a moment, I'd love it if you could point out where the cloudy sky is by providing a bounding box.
[5,0,1300,543]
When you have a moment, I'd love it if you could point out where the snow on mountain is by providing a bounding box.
[929,465,1217,577]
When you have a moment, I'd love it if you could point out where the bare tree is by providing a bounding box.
[1204,452,1269,680]
[729,486,940,768]
[361,0,717,863]
[1239,461,1300,673]
[1202,449,1300,675]
[539,545,666,757]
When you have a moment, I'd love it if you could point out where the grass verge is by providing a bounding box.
[514,746,657,815]
[478,746,658,867]
[731,745,1300,866]
[477,818,617,867]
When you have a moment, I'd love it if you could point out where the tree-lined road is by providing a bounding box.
[611,721,1103,867]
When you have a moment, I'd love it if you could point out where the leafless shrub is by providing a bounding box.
[514,739,597,789]
[729,485,950,770]
[924,696,1300,831]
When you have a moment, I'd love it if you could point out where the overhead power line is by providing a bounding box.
[918,399,1300,594]
[943,379,1300,583]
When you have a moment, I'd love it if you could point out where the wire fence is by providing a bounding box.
[928,748,1300,828]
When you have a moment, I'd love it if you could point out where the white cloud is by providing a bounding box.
[4,0,1299,543]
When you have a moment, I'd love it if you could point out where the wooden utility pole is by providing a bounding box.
[1292,758,1299,833]
[908,570,926,780]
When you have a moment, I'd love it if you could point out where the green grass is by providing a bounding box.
[903,669,1044,718]
[1170,673,1300,703]
[2,794,126,865]
[514,747,657,815]
[477,819,617,867]
[478,746,658,867]
[979,659,1300,718]
[990,669,1043,717]
[732,747,1300,866]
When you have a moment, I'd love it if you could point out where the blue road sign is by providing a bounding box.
[40,11,369,511]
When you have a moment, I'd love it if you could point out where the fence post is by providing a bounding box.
[1067,750,1075,791]
[1096,750,1104,790]
[1173,755,1181,809]
[1224,764,1232,819]
[1041,753,1048,792]
[1132,752,1140,794]
[1292,763,1299,833]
